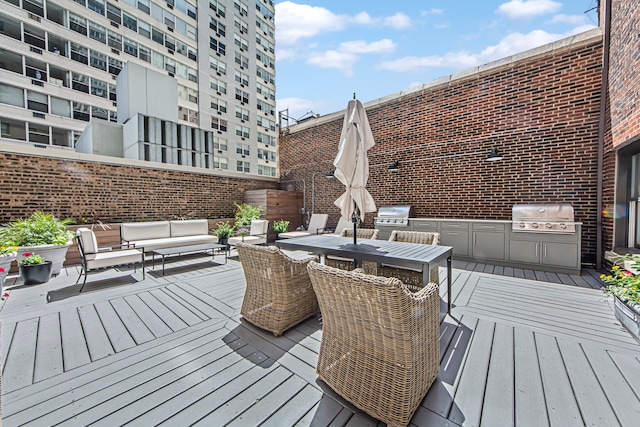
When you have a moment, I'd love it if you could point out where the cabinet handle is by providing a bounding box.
[473,235,476,245]
[448,232,460,236]
[544,244,547,258]
[479,225,494,229]
[535,243,539,257]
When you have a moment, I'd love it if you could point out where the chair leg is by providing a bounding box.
[78,268,88,292]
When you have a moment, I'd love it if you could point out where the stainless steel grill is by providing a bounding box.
[375,206,414,227]
[512,203,576,233]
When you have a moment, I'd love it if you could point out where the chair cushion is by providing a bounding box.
[249,220,269,235]
[228,235,267,246]
[128,235,218,251]
[169,219,209,237]
[278,231,311,239]
[121,221,171,242]
[86,249,142,269]
[77,228,98,254]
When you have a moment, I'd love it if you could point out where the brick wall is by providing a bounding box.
[279,36,603,264]
[0,152,277,224]
[608,0,640,147]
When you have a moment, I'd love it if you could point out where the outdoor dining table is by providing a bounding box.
[276,234,453,314]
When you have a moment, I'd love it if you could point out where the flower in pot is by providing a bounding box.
[0,245,18,273]
[273,219,290,238]
[0,211,74,276]
[18,252,53,286]
[214,221,234,246]
[234,203,262,234]
[601,261,640,339]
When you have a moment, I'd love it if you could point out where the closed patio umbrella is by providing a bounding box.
[333,97,377,244]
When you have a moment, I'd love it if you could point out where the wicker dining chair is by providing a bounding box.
[325,228,379,271]
[236,242,319,336]
[307,261,440,427]
[375,230,441,292]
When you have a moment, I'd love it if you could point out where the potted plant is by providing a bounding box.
[0,211,75,276]
[18,252,53,286]
[0,245,18,273]
[234,203,262,234]
[214,221,234,247]
[601,260,640,340]
[273,219,290,239]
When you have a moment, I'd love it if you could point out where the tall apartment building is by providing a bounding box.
[0,0,278,178]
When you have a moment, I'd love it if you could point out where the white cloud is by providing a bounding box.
[277,97,332,120]
[497,0,561,19]
[421,8,443,16]
[383,13,411,29]
[379,26,596,73]
[338,39,396,54]
[276,48,299,61]
[435,23,450,29]
[307,50,359,76]
[353,11,373,25]
[548,14,588,25]
[275,2,348,45]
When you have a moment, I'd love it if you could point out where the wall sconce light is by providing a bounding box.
[325,170,334,178]
[486,148,503,162]
[388,160,400,172]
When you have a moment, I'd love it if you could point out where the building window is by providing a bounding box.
[108,31,122,50]
[26,90,48,113]
[236,160,250,173]
[106,3,121,24]
[258,148,276,162]
[0,83,24,108]
[234,106,249,121]
[213,136,227,151]
[0,118,27,140]
[258,165,276,177]
[211,117,227,132]
[234,52,248,68]
[88,0,105,16]
[213,157,228,169]
[28,123,50,145]
[108,57,122,75]
[73,102,91,121]
[51,97,71,117]
[258,116,276,131]
[137,0,150,14]
[257,99,275,116]
[210,97,227,113]
[235,125,250,139]
[235,88,249,104]
[236,142,250,155]
[90,50,107,71]
[210,0,226,18]
[152,27,164,45]
[91,78,108,98]
[210,78,227,94]
[69,13,88,35]
[209,56,226,75]
[89,21,107,44]
[209,37,225,56]
[124,38,138,57]
[122,12,137,31]
[257,131,276,146]
[234,70,249,86]
[72,72,90,93]
[138,20,150,38]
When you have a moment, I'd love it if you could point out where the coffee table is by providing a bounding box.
[151,243,227,275]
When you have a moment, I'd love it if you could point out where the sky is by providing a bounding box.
[274,0,599,121]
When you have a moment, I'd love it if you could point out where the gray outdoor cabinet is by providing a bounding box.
[471,222,506,261]
[395,219,583,274]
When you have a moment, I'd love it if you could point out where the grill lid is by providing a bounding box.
[512,203,576,233]
[375,206,413,227]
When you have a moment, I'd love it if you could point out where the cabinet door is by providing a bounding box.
[542,242,579,268]
[441,230,469,256]
[412,221,438,232]
[509,240,540,264]
[473,232,505,260]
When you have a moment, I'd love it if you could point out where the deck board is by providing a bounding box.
[2,252,640,427]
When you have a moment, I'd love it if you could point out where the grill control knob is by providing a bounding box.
[560,223,567,229]
[519,222,525,228]
[545,223,552,229]
[531,223,538,228]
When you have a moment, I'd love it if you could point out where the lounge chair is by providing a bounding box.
[236,242,318,336]
[75,228,145,292]
[228,219,269,247]
[278,213,329,238]
[324,228,379,271]
[332,216,352,235]
[307,261,440,426]
[375,230,441,292]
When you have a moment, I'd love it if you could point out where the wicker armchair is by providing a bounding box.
[236,242,319,336]
[325,228,379,271]
[375,230,441,292]
[307,261,440,427]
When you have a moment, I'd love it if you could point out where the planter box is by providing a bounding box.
[19,261,53,286]
[613,296,640,341]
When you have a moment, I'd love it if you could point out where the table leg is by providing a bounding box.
[447,256,452,315]
[162,255,166,276]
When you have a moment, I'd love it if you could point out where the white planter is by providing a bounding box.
[0,251,17,273]
[17,241,72,277]
[613,296,640,341]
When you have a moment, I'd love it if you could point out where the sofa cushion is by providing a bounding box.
[129,235,219,251]
[170,219,209,237]
[121,221,171,242]
[76,228,98,255]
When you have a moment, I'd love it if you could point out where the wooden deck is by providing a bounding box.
[1,253,639,426]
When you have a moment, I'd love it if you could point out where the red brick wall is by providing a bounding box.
[280,37,603,264]
[0,152,277,223]
[608,0,640,147]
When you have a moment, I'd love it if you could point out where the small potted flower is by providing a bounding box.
[0,245,18,273]
[214,221,234,247]
[18,252,53,286]
[273,219,290,239]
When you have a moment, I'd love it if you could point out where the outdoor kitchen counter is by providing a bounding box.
[376,218,583,274]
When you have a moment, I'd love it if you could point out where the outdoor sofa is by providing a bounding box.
[120,219,218,252]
